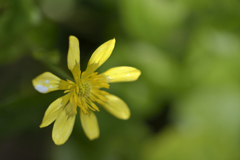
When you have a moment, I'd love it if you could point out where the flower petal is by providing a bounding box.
[83,39,115,78]
[67,35,80,71]
[32,72,61,93]
[52,103,76,145]
[102,94,130,120]
[102,66,141,83]
[40,93,71,128]
[80,110,99,140]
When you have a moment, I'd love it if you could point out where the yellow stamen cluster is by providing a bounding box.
[60,69,110,115]
[77,81,90,97]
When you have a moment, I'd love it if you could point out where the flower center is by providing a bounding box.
[78,81,90,97]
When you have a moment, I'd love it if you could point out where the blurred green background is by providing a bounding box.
[1,0,240,160]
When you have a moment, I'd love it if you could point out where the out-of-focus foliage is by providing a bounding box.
[1,0,240,160]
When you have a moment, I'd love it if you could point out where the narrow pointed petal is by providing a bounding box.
[40,93,71,128]
[80,110,99,140]
[32,72,61,93]
[102,94,130,120]
[84,39,115,78]
[52,103,76,145]
[102,66,141,83]
[67,36,80,71]
[71,62,81,84]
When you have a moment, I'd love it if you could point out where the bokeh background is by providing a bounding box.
[1,0,240,160]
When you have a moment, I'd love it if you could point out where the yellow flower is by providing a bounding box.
[32,36,141,145]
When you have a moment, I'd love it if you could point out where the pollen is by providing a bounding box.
[78,81,90,97]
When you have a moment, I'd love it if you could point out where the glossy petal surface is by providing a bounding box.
[40,93,70,128]
[52,103,76,145]
[102,94,130,120]
[32,72,60,93]
[81,110,99,140]
[67,36,80,71]
[84,39,115,77]
[102,66,141,83]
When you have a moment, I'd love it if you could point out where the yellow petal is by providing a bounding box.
[32,72,61,93]
[40,93,71,128]
[67,35,80,71]
[52,103,76,145]
[102,94,130,120]
[84,39,115,78]
[102,66,141,83]
[71,62,81,84]
[80,110,99,140]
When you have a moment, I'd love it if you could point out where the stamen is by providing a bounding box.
[80,97,89,114]
[70,67,111,113]
[73,93,78,114]
[78,81,90,97]
[86,98,100,111]
[89,94,106,105]
[64,90,71,93]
